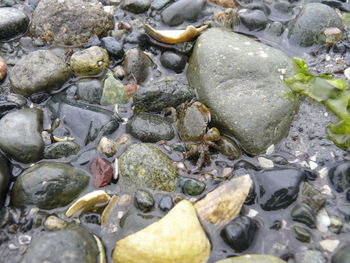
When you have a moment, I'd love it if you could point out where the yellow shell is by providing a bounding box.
[215,255,286,263]
[112,200,210,263]
[66,190,110,217]
[144,24,208,44]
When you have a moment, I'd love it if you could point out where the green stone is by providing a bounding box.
[44,142,80,159]
[100,73,128,106]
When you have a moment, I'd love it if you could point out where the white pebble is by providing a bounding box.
[344,67,350,79]
[318,167,328,179]
[265,144,274,155]
[320,239,339,252]
[309,160,318,170]
[113,159,119,180]
[316,208,330,232]
[258,157,274,169]
[246,209,258,218]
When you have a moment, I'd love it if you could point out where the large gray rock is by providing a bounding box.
[10,50,71,96]
[31,0,113,45]
[21,224,98,263]
[288,3,343,47]
[11,162,89,209]
[0,108,44,163]
[187,28,298,155]
[0,7,29,40]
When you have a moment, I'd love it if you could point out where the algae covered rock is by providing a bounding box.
[112,200,210,263]
[215,255,286,263]
[118,143,178,192]
[70,46,109,76]
[31,0,113,45]
[21,224,99,263]
[11,162,89,209]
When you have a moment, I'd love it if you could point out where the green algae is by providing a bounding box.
[285,58,350,150]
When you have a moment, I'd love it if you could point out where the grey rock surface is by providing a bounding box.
[188,28,298,155]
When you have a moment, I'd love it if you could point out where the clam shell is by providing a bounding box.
[66,190,111,217]
[144,24,208,44]
[215,255,286,263]
[94,235,107,263]
[195,174,252,227]
[112,200,210,263]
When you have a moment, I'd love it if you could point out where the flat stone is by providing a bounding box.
[10,50,70,96]
[188,28,298,155]
[0,108,44,163]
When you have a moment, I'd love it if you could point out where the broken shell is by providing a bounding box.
[94,235,107,263]
[101,195,119,225]
[144,24,208,44]
[194,174,252,227]
[53,135,75,142]
[113,159,119,180]
[66,190,111,217]
[112,200,210,263]
[215,255,286,263]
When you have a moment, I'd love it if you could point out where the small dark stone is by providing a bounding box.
[44,142,80,159]
[221,216,258,252]
[134,189,155,212]
[120,0,152,13]
[346,189,350,202]
[217,136,241,160]
[81,214,101,225]
[159,195,174,211]
[291,204,316,228]
[293,225,311,242]
[101,37,124,60]
[160,52,187,73]
[126,113,175,142]
[270,155,288,165]
[239,9,268,31]
[328,162,350,192]
[181,177,206,196]
[270,220,282,230]
[30,92,50,104]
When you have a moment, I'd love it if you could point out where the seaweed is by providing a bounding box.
[285,58,350,150]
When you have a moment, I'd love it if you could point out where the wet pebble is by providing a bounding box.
[239,9,268,31]
[120,0,152,13]
[90,158,114,188]
[161,0,206,26]
[126,113,175,143]
[220,215,258,252]
[291,204,316,228]
[328,162,350,192]
[44,215,67,231]
[98,137,118,158]
[216,136,241,160]
[297,250,326,263]
[294,225,311,243]
[159,195,174,212]
[134,189,155,212]
[43,142,80,159]
[332,244,350,263]
[123,48,153,83]
[160,52,187,73]
[0,8,29,40]
[181,177,206,196]
[101,36,124,60]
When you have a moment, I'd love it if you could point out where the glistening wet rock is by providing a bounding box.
[160,52,187,73]
[120,0,153,13]
[10,50,70,96]
[43,142,80,159]
[123,49,153,83]
[126,113,175,142]
[48,94,120,145]
[332,244,350,263]
[118,143,178,192]
[0,108,44,163]
[21,224,98,263]
[76,79,104,104]
[0,8,29,40]
[31,0,113,45]
[188,28,298,155]
[288,3,343,47]
[239,9,268,31]
[256,168,305,210]
[161,0,206,26]
[11,162,89,210]
[328,162,350,192]
[220,216,258,252]
[133,79,194,112]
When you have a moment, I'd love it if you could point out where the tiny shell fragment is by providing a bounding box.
[66,190,111,217]
[144,24,208,44]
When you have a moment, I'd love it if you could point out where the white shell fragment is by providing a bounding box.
[94,235,107,263]
[344,67,350,79]
[144,24,208,44]
[66,190,111,217]
[113,159,119,180]
[265,144,274,155]
[258,157,274,169]
[320,239,339,252]
[316,208,330,232]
